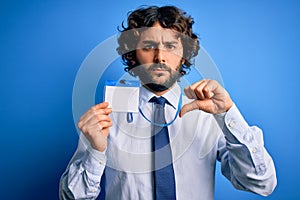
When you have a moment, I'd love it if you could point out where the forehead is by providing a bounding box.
[138,26,181,42]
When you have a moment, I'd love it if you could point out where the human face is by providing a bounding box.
[135,23,184,94]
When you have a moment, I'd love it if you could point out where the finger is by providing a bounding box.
[189,79,206,90]
[89,104,112,117]
[193,80,208,100]
[78,109,112,129]
[79,113,112,129]
[79,113,112,130]
[80,102,111,121]
[179,100,199,117]
[184,80,203,99]
[81,118,113,136]
[79,106,112,126]
[180,99,216,117]
[203,80,224,99]
[207,79,219,90]
[202,84,214,99]
[99,120,113,129]
[92,102,110,110]
[184,86,198,99]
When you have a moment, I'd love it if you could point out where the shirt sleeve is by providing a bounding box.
[59,133,106,200]
[215,104,277,196]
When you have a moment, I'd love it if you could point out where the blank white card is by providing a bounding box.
[104,85,139,113]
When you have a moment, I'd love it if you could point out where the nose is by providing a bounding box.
[154,48,166,63]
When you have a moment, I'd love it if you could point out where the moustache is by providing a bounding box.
[148,63,171,71]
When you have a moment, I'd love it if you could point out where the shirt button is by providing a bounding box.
[228,121,235,128]
[252,147,257,153]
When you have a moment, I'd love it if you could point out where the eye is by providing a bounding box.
[165,43,176,51]
[143,44,156,50]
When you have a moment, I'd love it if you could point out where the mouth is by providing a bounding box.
[152,68,168,72]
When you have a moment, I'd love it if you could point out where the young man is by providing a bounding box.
[60,6,277,200]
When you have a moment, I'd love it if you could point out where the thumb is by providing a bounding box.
[179,100,199,118]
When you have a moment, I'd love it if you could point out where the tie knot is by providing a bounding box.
[149,96,167,107]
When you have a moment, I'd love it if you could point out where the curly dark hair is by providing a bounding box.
[117,5,200,76]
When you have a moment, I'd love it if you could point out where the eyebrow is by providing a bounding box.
[141,40,180,45]
[141,40,157,45]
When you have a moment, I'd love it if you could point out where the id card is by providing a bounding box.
[104,80,140,113]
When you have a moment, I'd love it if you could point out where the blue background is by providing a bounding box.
[1,0,299,199]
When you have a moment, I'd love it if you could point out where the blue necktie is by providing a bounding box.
[150,96,176,200]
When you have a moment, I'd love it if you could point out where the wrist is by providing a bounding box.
[91,135,107,152]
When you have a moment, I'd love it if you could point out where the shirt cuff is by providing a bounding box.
[223,104,267,175]
[82,146,107,175]
[223,103,254,143]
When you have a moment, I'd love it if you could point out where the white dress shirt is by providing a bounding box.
[59,83,277,200]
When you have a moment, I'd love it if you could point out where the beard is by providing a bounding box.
[134,63,182,92]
